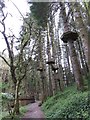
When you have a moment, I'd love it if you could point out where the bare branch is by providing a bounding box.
[2,48,7,54]
[10,0,25,20]
[0,55,10,67]
[2,32,12,59]
[0,20,5,33]
[2,13,8,22]
[10,0,33,36]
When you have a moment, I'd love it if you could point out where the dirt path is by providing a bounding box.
[22,101,45,119]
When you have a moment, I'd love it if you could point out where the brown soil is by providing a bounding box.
[22,101,45,119]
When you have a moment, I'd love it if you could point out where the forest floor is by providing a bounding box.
[22,101,45,119]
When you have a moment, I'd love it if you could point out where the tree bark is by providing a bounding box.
[68,41,84,90]
[74,3,88,69]
[47,23,53,96]
[13,80,20,115]
[60,2,84,90]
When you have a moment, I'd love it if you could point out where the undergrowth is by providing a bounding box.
[42,85,89,119]
[1,105,28,120]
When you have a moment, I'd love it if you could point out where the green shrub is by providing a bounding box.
[20,106,28,115]
[42,85,89,119]
[1,105,28,120]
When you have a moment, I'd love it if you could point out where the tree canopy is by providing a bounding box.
[30,2,51,29]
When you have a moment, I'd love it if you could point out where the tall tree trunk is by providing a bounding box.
[48,65,53,96]
[13,80,20,115]
[73,2,88,69]
[63,44,72,86]
[46,23,53,96]
[49,13,58,94]
[40,68,47,102]
[60,2,84,90]
[56,17,64,91]
[38,29,48,102]
[68,41,84,90]
[75,38,89,76]
[86,2,90,71]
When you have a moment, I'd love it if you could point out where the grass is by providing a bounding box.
[42,84,89,119]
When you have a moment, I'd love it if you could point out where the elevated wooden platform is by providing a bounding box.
[61,31,78,43]
[46,58,55,64]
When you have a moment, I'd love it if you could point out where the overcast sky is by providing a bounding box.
[0,0,29,53]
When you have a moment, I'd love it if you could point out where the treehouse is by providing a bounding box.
[46,58,55,64]
[37,62,43,71]
[37,67,43,71]
[61,31,78,43]
[51,64,58,71]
